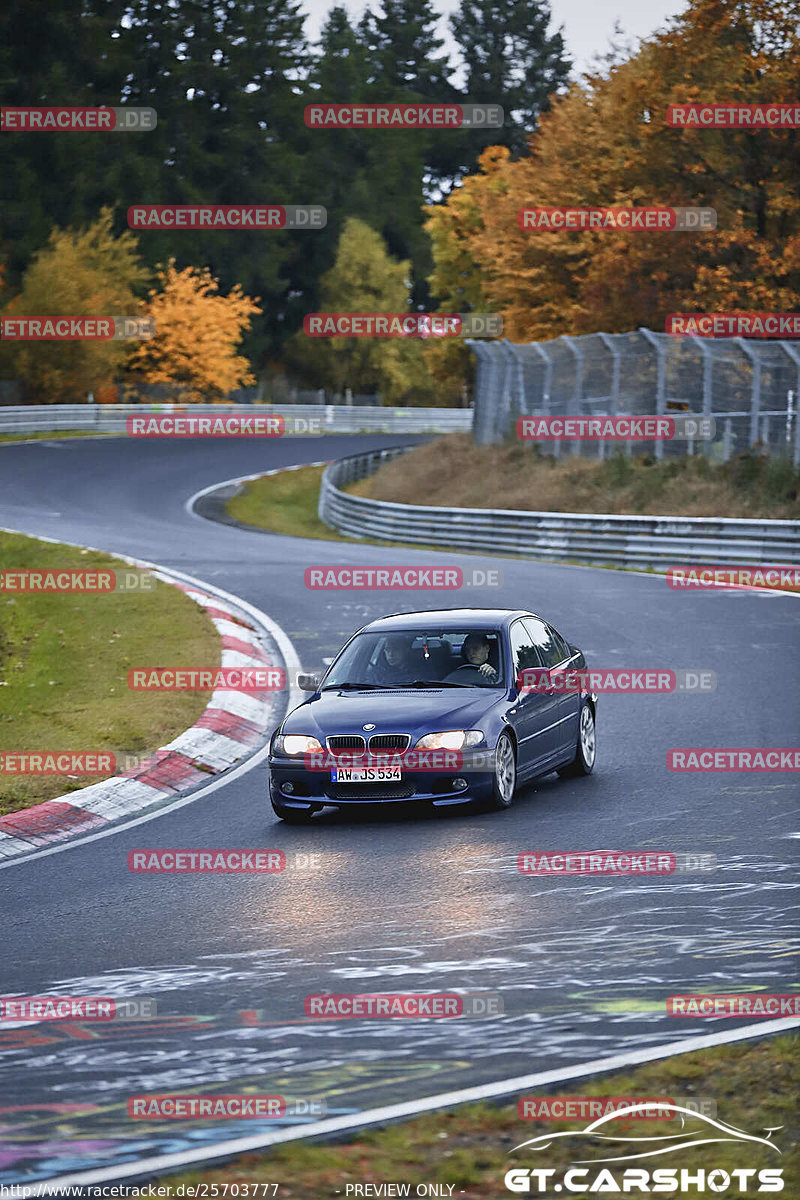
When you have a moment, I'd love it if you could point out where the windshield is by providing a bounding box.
[321,629,505,690]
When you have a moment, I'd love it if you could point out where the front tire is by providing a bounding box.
[484,731,517,810]
[558,702,596,777]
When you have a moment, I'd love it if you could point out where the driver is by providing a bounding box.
[445,632,498,682]
[370,634,418,685]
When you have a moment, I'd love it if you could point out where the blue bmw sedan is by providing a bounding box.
[268,609,597,823]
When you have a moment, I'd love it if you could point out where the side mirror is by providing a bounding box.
[296,672,320,692]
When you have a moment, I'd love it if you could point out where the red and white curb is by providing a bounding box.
[0,567,287,861]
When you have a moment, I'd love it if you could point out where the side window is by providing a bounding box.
[522,617,567,669]
[509,620,542,677]
[548,626,572,665]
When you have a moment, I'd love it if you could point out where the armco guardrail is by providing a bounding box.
[319,446,800,570]
[0,403,472,436]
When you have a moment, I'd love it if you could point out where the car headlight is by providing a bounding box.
[415,730,484,751]
[275,733,323,756]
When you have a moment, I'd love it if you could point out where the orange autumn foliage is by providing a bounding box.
[425,0,800,341]
[128,261,261,402]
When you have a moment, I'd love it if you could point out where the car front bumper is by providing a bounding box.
[268,750,496,809]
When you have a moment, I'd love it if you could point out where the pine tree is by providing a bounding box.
[450,0,571,156]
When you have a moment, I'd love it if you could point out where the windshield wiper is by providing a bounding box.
[320,682,384,691]
[407,680,471,688]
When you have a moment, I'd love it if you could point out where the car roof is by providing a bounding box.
[361,609,534,633]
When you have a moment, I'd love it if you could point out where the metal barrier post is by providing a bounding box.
[736,338,761,448]
[531,342,553,415]
[562,335,584,456]
[779,342,800,467]
[599,332,626,460]
[639,328,666,461]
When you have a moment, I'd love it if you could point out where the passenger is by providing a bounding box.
[370,634,418,685]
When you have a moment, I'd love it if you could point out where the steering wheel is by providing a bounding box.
[446,663,497,681]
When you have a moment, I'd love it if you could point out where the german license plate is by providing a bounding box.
[331,766,402,782]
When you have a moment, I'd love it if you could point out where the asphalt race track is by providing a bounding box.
[1,434,798,1184]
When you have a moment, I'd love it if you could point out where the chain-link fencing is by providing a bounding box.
[468,330,800,465]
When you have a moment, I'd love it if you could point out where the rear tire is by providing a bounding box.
[557,702,596,777]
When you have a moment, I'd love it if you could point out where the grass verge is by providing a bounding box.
[350,435,800,519]
[0,429,117,443]
[0,531,220,814]
[227,466,367,543]
[151,1035,798,1197]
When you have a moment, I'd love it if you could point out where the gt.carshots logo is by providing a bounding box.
[303,566,502,589]
[504,1103,785,1194]
[1,106,156,130]
[518,207,716,231]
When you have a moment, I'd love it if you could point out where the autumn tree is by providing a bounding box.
[127,262,261,402]
[0,209,148,403]
[425,0,800,342]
